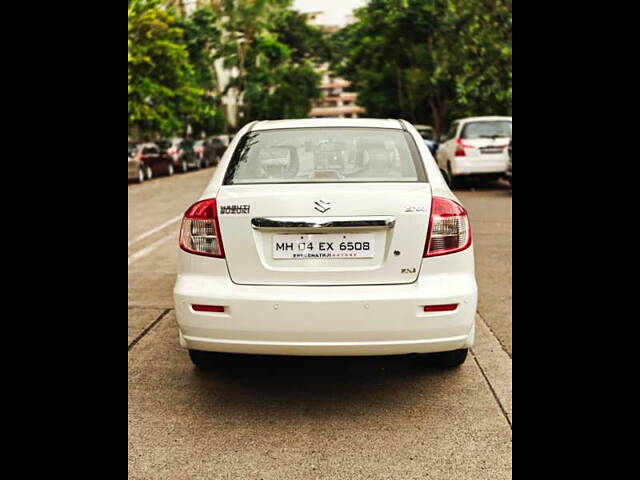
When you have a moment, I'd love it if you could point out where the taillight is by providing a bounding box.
[179,199,225,257]
[424,197,471,257]
[455,138,472,157]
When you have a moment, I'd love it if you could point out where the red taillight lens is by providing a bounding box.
[424,197,471,257]
[179,199,225,257]
[455,138,472,157]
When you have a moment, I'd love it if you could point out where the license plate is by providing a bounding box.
[272,233,375,259]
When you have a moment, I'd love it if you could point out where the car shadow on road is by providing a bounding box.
[186,353,467,417]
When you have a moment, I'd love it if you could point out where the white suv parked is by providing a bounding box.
[174,118,477,368]
[436,116,512,186]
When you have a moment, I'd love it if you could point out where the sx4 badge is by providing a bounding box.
[220,204,250,214]
[401,267,416,274]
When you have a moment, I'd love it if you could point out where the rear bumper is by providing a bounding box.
[174,249,477,356]
[451,155,508,176]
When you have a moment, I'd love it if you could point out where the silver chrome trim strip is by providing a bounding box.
[251,216,396,231]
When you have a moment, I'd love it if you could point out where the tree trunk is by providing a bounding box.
[429,96,450,139]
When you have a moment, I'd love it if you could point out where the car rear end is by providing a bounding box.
[179,140,198,169]
[174,119,477,357]
[450,118,511,178]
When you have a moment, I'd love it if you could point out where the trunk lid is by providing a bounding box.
[216,183,431,285]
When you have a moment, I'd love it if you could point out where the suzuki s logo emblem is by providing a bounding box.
[314,199,332,213]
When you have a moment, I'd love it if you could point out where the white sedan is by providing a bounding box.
[174,118,477,368]
[436,116,512,186]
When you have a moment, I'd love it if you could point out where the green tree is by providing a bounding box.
[243,31,320,121]
[332,0,512,136]
[174,8,228,136]
[130,0,326,137]
[128,0,205,138]
[212,0,321,127]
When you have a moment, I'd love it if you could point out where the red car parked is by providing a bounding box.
[129,143,175,181]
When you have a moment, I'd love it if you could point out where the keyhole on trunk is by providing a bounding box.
[393,250,401,256]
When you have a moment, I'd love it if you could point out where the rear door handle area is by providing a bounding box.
[251,216,396,232]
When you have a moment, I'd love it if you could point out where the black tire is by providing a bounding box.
[188,349,224,369]
[446,163,457,189]
[426,348,468,368]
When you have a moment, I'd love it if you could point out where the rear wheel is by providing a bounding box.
[137,168,145,183]
[446,163,457,189]
[167,163,174,176]
[181,160,188,173]
[145,165,153,180]
[422,348,468,368]
[189,349,223,369]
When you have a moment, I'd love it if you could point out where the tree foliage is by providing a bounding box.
[332,0,512,136]
[128,0,206,138]
[128,0,327,138]
[128,0,511,140]
[211,0,322,125]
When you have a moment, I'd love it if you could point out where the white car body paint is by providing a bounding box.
[174,118,477,356]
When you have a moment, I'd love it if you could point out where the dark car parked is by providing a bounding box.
[157,138,198,172]
[194,138,226,167]
[128,142,175,181]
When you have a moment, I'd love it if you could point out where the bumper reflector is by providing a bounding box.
[424,304,458,312]
[192,304,225,313]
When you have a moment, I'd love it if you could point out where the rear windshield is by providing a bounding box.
[224,128,425,185]
[461,121,511,139]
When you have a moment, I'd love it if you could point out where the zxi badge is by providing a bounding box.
[314,199,331,213]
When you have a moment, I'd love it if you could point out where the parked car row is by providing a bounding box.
[128,135,233,183]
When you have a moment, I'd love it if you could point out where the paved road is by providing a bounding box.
[128,169,512,479]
